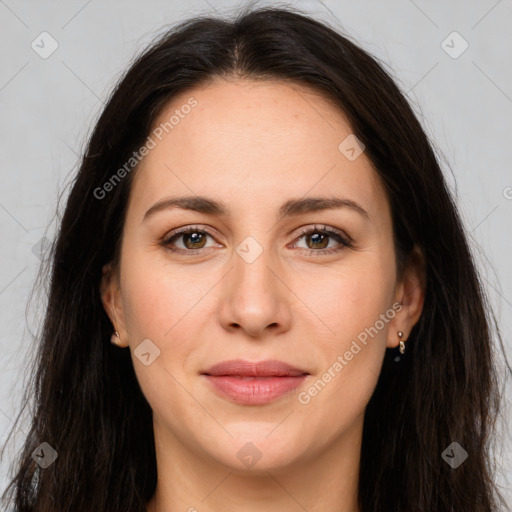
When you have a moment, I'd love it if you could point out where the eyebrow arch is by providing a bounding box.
[142,195,370,223]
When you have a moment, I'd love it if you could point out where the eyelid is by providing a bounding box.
[288,224,353,246]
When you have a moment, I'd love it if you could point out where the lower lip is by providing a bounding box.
[204,375,308,405]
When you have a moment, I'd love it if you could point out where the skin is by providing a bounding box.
[101,79,425,512]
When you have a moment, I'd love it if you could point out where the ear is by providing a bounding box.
[100,262,129,348]
[386,245,426,349]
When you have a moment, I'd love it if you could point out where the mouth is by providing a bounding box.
[201,359,309,405]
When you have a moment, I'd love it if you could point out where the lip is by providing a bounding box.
[201,359,309,405]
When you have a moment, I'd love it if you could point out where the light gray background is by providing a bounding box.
[1,0,511,507]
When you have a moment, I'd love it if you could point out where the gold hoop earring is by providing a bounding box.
[397,331,407,354]
[110,330,122,346]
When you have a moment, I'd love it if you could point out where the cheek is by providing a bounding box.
[121,263,175,340]
[120,246,203,336]
[120,250,218,376]
[295,258,395,343]
[119,253,205,413]
[294,261,394,417]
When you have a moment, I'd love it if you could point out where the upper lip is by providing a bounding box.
[202,359,309,377]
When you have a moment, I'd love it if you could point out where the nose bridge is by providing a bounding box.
[232,233,278,301]
[219,232,290,336]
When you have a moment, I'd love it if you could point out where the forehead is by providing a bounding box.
[128,79,389,223]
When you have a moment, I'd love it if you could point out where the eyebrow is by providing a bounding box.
[142,195,370,223]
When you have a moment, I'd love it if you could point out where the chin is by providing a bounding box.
[201,423,308,473]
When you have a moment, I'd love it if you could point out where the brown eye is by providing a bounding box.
[305,232,330,250]
[161,224,352,257]
[181,231,207,249]
[291,225,353,256]
[162,227,217,254]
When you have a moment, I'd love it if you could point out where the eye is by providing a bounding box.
[161,224,352,256]
[161,226,219,255]
[289,224,353,256]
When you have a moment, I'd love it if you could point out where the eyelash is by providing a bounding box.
[161,224,353,256]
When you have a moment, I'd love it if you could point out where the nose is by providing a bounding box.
[218,246,292,338]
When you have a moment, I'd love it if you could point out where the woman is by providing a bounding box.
[1,5,507,511]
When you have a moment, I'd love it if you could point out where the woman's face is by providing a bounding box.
[102,79,423,473]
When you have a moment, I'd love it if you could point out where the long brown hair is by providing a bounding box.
[1,5,508,511]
